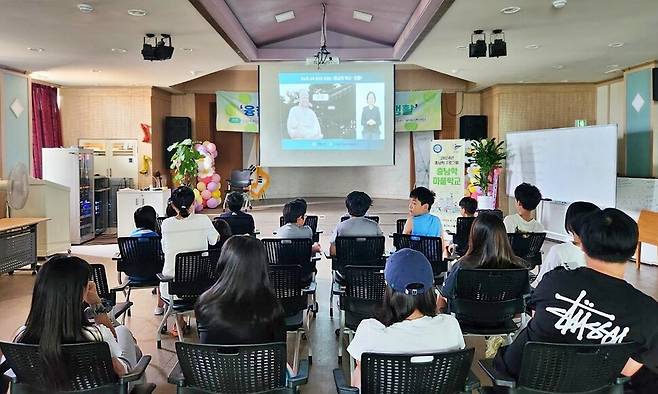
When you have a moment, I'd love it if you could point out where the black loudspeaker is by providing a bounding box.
[164,116,192,166]
[459,115,488,140]
[653,68,658,101]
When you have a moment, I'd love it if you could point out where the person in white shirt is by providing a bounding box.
[347,249,465,388]
[503,182,545,233]
[286,89,323,140]
[533,201,600,286]
[160,186,219,336]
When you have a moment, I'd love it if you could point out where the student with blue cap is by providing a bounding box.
[346,248,465,388]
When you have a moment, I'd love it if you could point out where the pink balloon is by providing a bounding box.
[195,204,203,213]
[200,176,212,184]
[206,143,217,153]
[196,182,206,192]
[201,190,211,200]
[211,151,218,159]
[206,198,219,209]
[196,145,208,154]
[211,173,221,183]
[207,182,218,192]
[194,143,201,150]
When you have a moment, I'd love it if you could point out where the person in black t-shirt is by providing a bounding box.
[219,192,255,235]
[195,235,286,345]
[494,208,658,388]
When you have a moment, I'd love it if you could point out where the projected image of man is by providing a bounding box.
[360,91,381,140]
[286,90,323,140]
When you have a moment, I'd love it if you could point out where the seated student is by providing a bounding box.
[129,205,165,315]
[165,199,177,218]
[195,236,286,345]
[210,218,232,251]
[494,208,658,387]
[403,186,442,237]
[161,186,219,336]
[5,256,142,389]
[347,248,465,388]
[276,199,322,253]
[219,192,255,235]
[459,197,477,217]
[533,201,600,286]
[504,182,545,233]
[329,191,383,256]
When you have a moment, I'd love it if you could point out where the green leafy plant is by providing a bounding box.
[466,138,507,195]
[168,139,204,186]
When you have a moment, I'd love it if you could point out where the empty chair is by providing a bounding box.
[0,341,154,393]
[391,234,447,279]
[341,215,380,223]
[452,216,476,257]
[479,342,636,393]
[334,348,478,394]
[168,342,308,393]
[89,263,132,321]
[507,232,546,268]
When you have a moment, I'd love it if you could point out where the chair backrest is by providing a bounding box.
[477,209,504,220]
[175,342,288,394]
[89,264,112,304]
[116,236,164,278]
[156,216,166,232]
[518,342,636,393]
[452,268,529,324]
[278,215,319,233]
[360,348,475,394]
[0,341,118,393]
[268,265,307,317]
[341,266,386,329]
[453,217,476,256]
[391,234,447,277]
[341,215,380,223]
[230,169,251,187]
[507,232,546,267]
[396,218,407,234]
[333,236,385,272]
[170,249,222,299]
[262,238,315,280]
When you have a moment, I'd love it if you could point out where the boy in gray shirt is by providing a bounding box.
[330,191,383,256]
[277,199,321,253]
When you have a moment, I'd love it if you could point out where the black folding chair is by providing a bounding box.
[479,342,636,393]
[335,348,479,394]
[395,218,407,234]
[168,342,308,394]
[477,209,504,220]
[89,264,131,321]
[340,215,380,223]
[392,234,447,280]
[268,264,314,369]
[0,341,154,394]
[278,215,322,243]
[452,216,475,257]
[114,237,164,319]
[156,216,166,233]
[335,266,386,371]
[448,268,530,342]
[222,169,252,210]
[330,236,385,318]
[156,249,221,348]
[507,232,546,268]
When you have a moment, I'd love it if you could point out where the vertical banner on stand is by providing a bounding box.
[429,139,466,233]
[412,131,434,188]
[216,91,259,132]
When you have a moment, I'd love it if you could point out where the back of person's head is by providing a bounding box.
[18,255,91,389]
[165,201,177,218]
[212,218,232,243]
[378,249,437,326]
[283,199,306,224]
[459,197,478,215]
[465,214,521,269]
[196,236,283,326]
[409,187,435,209]
[345,191,372,217]
[171,186,195,218]
[294,198,307,211]
[580,208,638,263]
[226,192,244,213]
[134,205,157,232]
[565,201,600,236]
[514,183,542,211]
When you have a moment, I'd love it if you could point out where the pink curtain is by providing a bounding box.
[31,83,62,178]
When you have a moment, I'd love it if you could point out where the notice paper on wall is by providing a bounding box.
[429,139,466,233]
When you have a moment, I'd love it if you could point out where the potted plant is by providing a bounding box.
[466,138,506,210]
[167,139,204,186]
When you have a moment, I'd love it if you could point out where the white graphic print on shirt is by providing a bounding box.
[546,290,630,343]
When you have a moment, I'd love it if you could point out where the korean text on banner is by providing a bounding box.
[394,90,441,132]
[216,91,259,132]
[429,139,466,233]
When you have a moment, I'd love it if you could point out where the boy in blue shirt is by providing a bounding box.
[403,187,443,238]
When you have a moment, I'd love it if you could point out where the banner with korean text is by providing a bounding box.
[216,91,259,132]
[394,90,441,132]
[429,139,466,234]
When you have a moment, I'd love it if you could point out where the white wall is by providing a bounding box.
[263,133,411,199]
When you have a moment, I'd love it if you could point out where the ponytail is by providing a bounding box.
[171,186,195,218]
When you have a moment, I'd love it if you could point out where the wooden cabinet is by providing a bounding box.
[116,189,171,237]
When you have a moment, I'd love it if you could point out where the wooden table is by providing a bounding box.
[0,217,48,275]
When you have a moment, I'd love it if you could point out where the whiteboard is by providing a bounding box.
[506,125,617,208]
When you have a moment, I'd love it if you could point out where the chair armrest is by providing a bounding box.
[119,355,151,384]
[110,282,129,293]
[464,369,481,392]
[315,230,323,234]
[167,361,186,386]
[112,252,121,261]
[332,281,345,295]
[272,231,277,235]
[303,281,317,294]
[288,359,309,388]
[615,375,631,385]
[157,273,173,282]
[324,251,333,259]
[333,368,359,394]
[478,358,516,388]
[447,231,456,236]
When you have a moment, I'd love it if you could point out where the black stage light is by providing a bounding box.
[469,30,487,58]
[488,29,507,58]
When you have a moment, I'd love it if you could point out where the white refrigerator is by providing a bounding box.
[42,148,95,244]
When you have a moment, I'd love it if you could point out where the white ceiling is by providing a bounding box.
[0,0,241,86]
[0,0,657,88]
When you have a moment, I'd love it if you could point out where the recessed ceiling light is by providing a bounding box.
[500,6,521,14]
[525,44,540,49]
[451,69,461,74]
[353,10,373,23]
[552,65,565,70]
[561,80,569,83]
[91,69,102,73]
[608,42,624,48]
[552,0,567,8]
[190,70,203,76]
[604,68,622,74]
[27,47,45,52]
[456,45,467,50]
[127,9,148,17]
[606,64,619,68]
[111,48,127,53]
[517,80,525,83]
[77,3,94,13]
[274,10,295,23]
[182,48,194,53]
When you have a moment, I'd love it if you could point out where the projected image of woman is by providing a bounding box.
[360,91,381,140]
[286,89,323,140]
